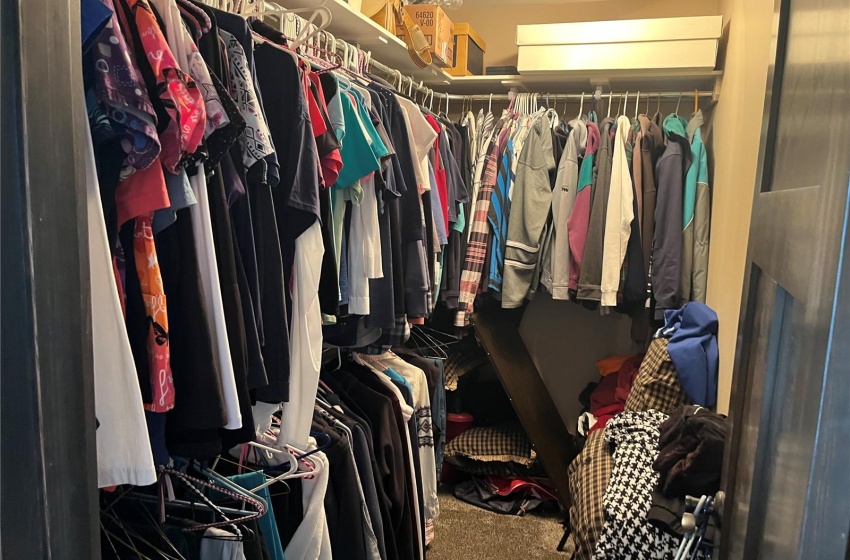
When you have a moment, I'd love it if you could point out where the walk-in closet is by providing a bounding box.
[2,0,848,558]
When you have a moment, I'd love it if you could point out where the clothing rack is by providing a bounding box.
[241,1,718,112]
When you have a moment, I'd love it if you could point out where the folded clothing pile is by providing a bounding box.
[444,422,540,477]
[647,404,727,539]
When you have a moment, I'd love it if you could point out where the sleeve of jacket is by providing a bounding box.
[691,137,710,301]
[652,146,684,320]
[501,125,556,308]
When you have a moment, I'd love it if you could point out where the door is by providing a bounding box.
[721,0,850,558]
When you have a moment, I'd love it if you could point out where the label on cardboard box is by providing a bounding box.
[400,4,454,66]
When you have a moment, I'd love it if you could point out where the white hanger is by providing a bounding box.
[488,93,493,114]
[249,446,314,493]
[634,91,640,119]
[607,91,613,118]
[623,91,629,117]
[577,92,585,119]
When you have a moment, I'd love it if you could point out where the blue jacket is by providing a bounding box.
[657,302,719,407]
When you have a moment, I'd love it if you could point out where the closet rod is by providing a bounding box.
[362,57,716,105]
[446,91,716,102]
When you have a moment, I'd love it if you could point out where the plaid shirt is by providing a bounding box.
[455,122,505,327]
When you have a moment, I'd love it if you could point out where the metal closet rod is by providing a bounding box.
[444,91,716,101]
[366,62,715,103]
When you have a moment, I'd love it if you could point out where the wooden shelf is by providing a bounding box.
[447,69,723,95]
[278,0,722,96]
[282,0,452,84]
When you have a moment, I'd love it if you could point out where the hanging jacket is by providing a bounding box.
[501,118,557,308]
[652,115,691,319]
[600,116,635,307]
[545,118,586,300]
[685,110,710,302]
[637,116,665,305]
[567,121,600,293]
[577,117,615,302]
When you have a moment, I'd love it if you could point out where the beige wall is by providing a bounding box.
[451,0,721,69]
[519,293,637,429]
[705,0,775,414]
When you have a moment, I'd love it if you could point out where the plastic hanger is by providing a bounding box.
[634,91,640,120]
[577,92,585,120]
[607,91,613,118]
[694,89,699,114]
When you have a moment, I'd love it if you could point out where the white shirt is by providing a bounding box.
[601,115,636,307]
[277,222,324,448]
[84,113,156,488]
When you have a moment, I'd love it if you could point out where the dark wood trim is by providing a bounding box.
[1,0,100,556]
[471,305,578,511]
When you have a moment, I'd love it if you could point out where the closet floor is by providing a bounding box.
[429,487,568,559]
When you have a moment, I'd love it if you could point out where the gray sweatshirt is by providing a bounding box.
[577,117,615,301]
[542,119,586,299]
[501,118,557,308]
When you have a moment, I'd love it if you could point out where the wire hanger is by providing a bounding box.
[675,93,682,116]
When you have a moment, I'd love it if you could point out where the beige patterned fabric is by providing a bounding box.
[625,339,690,416]
[567,429,613,560]
[567,338,690,559]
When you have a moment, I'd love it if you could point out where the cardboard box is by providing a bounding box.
[515,16,722,74]
[448,22,486,76]
[397,5,454,67]
[361,0,402,32]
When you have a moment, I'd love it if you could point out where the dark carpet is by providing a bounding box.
[428,487,570,559]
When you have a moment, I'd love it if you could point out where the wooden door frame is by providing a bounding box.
[0,0,100,556]
[719,1,789,553]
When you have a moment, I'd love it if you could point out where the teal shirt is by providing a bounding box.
[334,92,380,189]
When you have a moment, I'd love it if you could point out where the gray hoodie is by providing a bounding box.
[541,119,586,299]
[577,117,615,301]
[501,118,557,308]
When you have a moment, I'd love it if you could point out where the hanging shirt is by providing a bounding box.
[601,116,635,307]
[221,30,275,170]
[277,222,325,448]
[487,140,512,293]
[456,119,504,326]
[84,106,156,489]
[568,120,600,293]
[114,0,205,172]
[90,0,160,174]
